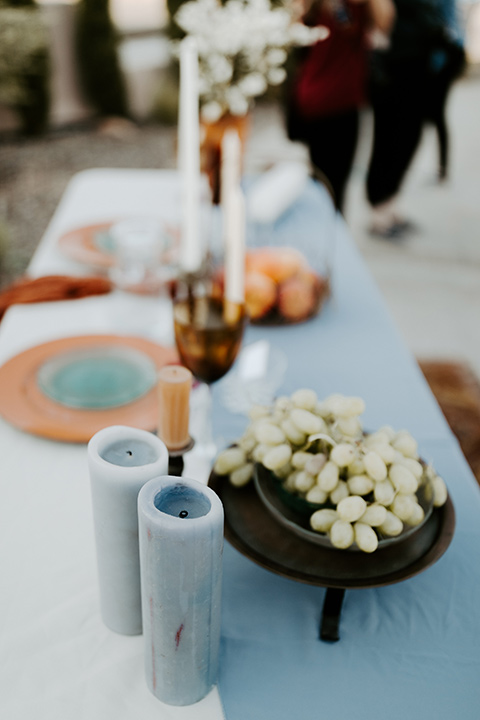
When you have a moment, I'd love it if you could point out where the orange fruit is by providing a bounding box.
[245,247,306,284]
[277,271,319,322]
[244,271,277,320]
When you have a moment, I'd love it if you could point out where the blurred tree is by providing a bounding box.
[76,0,129,117]
[166,0,187,38]
[0,0,50,135]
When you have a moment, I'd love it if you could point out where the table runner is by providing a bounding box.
[212,180,480,718]
[218,438,480,720]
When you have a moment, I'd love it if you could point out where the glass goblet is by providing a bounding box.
[172,276,246,460]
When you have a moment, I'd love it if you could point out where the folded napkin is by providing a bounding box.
[0,275,112,321]
[246,162,309,225]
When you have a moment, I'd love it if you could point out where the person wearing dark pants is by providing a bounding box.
[294,109,360,212]
[425,36,466,180]
[285,0,395,214]
[366,60,427,232]
[366,0,465,238]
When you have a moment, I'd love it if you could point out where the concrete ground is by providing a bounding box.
[245,65,480,378]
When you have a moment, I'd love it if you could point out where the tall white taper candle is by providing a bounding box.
[224,186,246,304]
[178,36,202,273]
[221,129,241,218]
[88,426,169,635]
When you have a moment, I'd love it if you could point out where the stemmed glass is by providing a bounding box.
[172,270,246,459]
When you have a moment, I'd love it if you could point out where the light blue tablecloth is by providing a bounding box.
[213,181,480,719]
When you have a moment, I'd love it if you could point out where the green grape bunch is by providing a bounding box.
[214,389,448,553]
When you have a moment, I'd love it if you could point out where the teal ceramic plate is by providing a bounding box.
[37,345,158,409]
[93,228,115,254]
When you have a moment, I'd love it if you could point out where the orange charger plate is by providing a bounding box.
[0,335,178,443]
[57,221,116,269]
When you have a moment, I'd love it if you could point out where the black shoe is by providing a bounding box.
[369,218,418,240]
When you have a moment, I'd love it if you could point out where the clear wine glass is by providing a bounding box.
[172,271,246,460]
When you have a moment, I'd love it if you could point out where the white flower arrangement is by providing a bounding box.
[173,0,328,122]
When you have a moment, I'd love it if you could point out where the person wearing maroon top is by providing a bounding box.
[286,0,395,213]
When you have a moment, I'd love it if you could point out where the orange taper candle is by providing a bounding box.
[157,365,192,451]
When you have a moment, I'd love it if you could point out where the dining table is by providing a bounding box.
[0,168,479,720]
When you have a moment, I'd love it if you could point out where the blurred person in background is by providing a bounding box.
[366,0,466,238]
[424,0,466,181]
[285,0,396,214]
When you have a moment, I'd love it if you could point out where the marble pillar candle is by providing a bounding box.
[138,475,224,706]
[88,425,169,635]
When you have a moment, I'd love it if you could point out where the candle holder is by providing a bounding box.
[168,436,195,476]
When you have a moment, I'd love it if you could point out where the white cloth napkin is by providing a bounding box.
[246,162,309,225]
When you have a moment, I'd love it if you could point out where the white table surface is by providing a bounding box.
[1,169,479,720]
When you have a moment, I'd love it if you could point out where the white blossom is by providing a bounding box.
[289,23,330,46]
[200,100,225,123]
[174,0,327,118]
[226,85,250,116]
[266,47,288,66]
[238,73,268,97]
[206,54,234,84]
[267,66,287,85]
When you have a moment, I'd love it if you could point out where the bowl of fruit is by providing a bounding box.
[212,246,331,325]
[213,389,449,555]
[243,247,330,325]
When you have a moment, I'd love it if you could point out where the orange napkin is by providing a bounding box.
[0,275,112,321]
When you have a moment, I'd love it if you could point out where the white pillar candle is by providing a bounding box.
[138,475,224,706]
[224,186,246,304]
[88,425,169,635]
[178,36,202,273]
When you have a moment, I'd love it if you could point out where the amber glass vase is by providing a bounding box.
[200,112,250,204]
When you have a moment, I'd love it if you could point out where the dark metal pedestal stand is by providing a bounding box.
[320,588,346,642]
[207,468,456,645]
[167,437,195,477]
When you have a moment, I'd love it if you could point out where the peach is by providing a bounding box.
[245,247,307,284]
[277,271,318,322]
[244,271,277,320]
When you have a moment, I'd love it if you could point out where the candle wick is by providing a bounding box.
[179,510,189,518]
[126,450,133,456]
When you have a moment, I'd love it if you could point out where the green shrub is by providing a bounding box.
[0,1,50,134]
[0,219,9,265]
[4,0,36,6]
[150,65,180,125]
[76,0,129,118]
